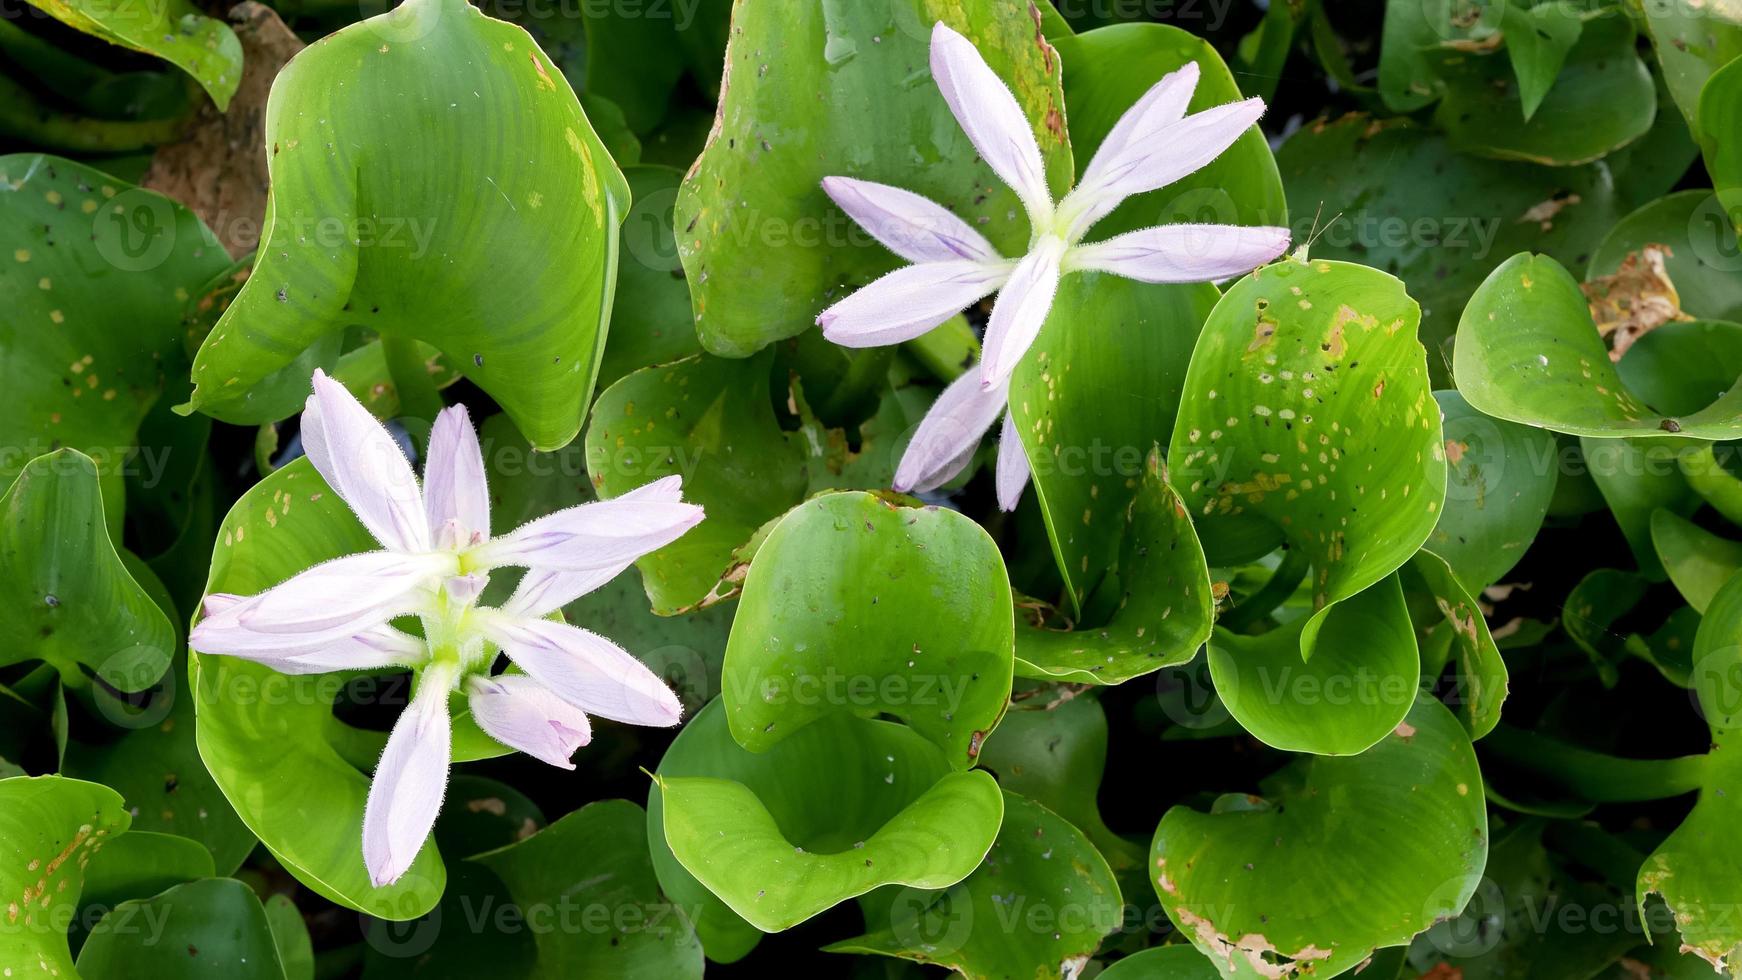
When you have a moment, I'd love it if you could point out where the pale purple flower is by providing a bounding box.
[190,370,703,887]
[820,22,1290,510]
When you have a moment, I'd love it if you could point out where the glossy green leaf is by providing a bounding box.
[185,0,630,451]
[1170,257,1445,653]
[585,352,804,613]
[0,155,232,506]
[22,0,241,108]
[1098,945,1222,980]
[649,699,1002,944]
[1682,441,1742,526]
[1428,390,1558,592]
[78,830,214,916]
[1013,460,1214,686]
[195,458,444,920]
[1151,697,1486,978]
[76,878,285,980]
[1405,551,1508,740]
[977,694,1143,880]
[1377,0,1503,113]
[0,449,174,693]
[1277,116,1622,371]
[1698,60,1742,253]
[1052,21,1285,240]
[1010,273,1218,611]
[674,0,1072,356]
[1456,253,1742,439]
[0,775,130,976]
[825,792,1121,979]
[599,166,704,390]
[1653,509,1742,613]
[473,799,704,978]
[722,491,1014,766]
[1209,576,1419,756]
[1430,11,1654,166]
[1583,437,1698,580]
[1641,568,1742,970]
[1499,2,1582,120]
[1638,0,1742,142]
[265,894,314,980]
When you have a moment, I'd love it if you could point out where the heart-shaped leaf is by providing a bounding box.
[1,154,233,509]
[1152,696,1487,978]
[0,450,174,693]
[1013,460,1214,686]
[650,699,1002,938]
[184,0,630,451]
[1276,116,1622,372]
[1456,253,1742,438]
[472,799,705,978]
[722,491,1014,766]
[0,775,131,975]
[1209,576,1419,756]
[1428,389,1559,593]
[825,791,1122,979]
[21,0,242,108]
[585,352,804,614]
[674,0,1072,356]
[1169,257,1445,654]
[76,878,286,979]
[195,458,444,920]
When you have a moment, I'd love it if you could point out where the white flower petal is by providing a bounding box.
[189,551,444,654]
[1075,62,1199,198]
[362,666,453,887]
[465,674,592,770]
[481,615,681,728]
[502,564,628,621]
[893,370,1009,494]
[979,236,1065,390]
[818,260,1010,348]
[995,412,1030,512]
[822,176,1000,264]
[303,370,429,554]
[930,21,1054,226]
[423,404,490,544]
[1067,224,1291,283]
[473,478,703,573]
[1059,96,1266,241]
[196,594,426,674]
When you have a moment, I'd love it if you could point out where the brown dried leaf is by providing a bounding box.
[1580,244,1692,362]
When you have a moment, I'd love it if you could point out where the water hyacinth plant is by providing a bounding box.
[2,0,1742,978]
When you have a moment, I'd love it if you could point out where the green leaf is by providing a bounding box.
[1653,509,1742,613]
[1638,0,1742,142]
[1052,21,1286,240]
[1377,0,1504,113]
[264,894,314,980]
[1589,191,1742,326]
[599,166,705,391]
[1010,273,1218,611]
[195,458,444,920]
[1431,11,1653,165]
[722,491,1013,765]
[825,792,1122,978]
[1169,257,1445,653]
[585,352,805,614]
[76,878,286,980]
[1456,253,1742,439]
[1697,58,1742,250]
[1209,576,1420,756]
[1500,2,1582,120]
[78,830,214,916]
[1098,945,1223,979]
[184,0,630,451]
[0,155,233,509]
[1277,116,1622,373]
[0,449,174,693]
[21,0,241,108]
[1642,568,1742,970]
[1012,460,1214,686]
[1151,697,1487,978]
[1428,389,1558,592]
[0,775,131,976]
[674,0,1073,356]
[1404,551,1509,740]
[472,799,704,978]
[649,699,1003,943]
[1583,437,1698,580]
[1682,441,1742,526]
